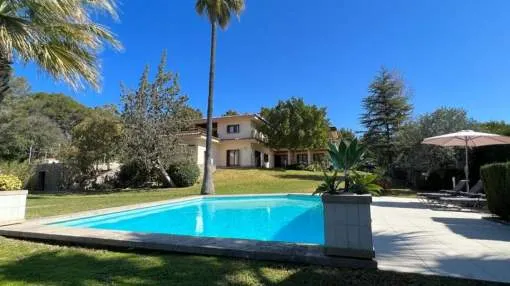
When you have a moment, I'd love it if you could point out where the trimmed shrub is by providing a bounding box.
[480,162,510,221]
[168,163,200,188]
[116,161,151,188]
[0,174,23,191]
[286,163,307,171]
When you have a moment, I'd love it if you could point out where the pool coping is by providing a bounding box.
[0,194,377,269]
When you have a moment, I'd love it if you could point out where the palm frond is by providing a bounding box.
[0,0,121,91]
[195,0,245,30]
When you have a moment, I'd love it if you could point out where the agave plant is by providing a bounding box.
[313,171,343,195]
[350,172,383,195]
[327,138,367,191]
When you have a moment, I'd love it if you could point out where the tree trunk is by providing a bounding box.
[201,22,217,195]
[0,51,12,104]
[157,158,175,188]
[385,123,392,173]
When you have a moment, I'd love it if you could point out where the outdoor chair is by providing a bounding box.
[438,196,487,208]
[438,180,486,208]
[417,180,468,203]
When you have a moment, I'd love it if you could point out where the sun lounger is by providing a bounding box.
[439,196,487,208]
[417,180,468,201]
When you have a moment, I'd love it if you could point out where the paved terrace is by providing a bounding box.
[373,197,510,283]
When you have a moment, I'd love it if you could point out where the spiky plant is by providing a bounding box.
[195,0,244,195]
[328,138,367,191]
[0,0,122,102]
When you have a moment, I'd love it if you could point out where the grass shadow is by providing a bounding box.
[0,239,498,286]
[271,173,324,181]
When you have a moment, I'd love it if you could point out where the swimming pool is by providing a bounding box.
[51,195,324,245]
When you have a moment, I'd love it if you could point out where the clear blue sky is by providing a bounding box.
[15,0,510,132]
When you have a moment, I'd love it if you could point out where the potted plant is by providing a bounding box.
[0,174,28,225]
[314,138,381,260]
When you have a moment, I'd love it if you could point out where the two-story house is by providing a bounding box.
[180,114,274,168]
[180,113,338,169]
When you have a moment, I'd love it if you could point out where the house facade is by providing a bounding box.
[180,114,338,169]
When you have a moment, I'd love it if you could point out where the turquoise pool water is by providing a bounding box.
[52,195,324,245]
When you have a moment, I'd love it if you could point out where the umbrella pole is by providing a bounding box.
[464,138,470,192]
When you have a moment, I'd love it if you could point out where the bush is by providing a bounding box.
[286,163,307,171]
[168,163,200,187]
[0,174,23,191]
[0,161,32,185]
[116,161,151,188]
[480,162,510,221]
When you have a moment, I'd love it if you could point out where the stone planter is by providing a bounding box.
[321,193,374,259]
[0,190,28,226]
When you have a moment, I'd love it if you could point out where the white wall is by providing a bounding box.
[216,117,254,140]
[216,140,254,167]
[180,136,218,168]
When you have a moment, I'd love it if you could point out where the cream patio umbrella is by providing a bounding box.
[422,130,510,191]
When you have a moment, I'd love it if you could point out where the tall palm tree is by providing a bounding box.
[0,0,122,103]
[196,0,244,195]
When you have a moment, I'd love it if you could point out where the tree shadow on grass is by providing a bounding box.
[0,238,501,286]
[271,173,324,181]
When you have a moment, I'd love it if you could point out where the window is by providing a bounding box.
[296,153,308,165]
[227,150,240,166]
[227,124,240,134]
[263,153,269,163]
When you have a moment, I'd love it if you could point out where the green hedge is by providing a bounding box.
[480,162,510,220]
[168,163,200,188]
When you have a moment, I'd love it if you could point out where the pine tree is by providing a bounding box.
[360,68,413,171]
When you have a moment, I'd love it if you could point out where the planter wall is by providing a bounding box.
[0,190,28,226]
[322,194,374,259]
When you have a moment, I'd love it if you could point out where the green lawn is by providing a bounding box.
[1,169,492,285]
[26,169,323,219]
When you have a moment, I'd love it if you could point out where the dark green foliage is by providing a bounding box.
[285,163,307,171]
[0,89,90,161]
[121,51,196,187]
[350,172,383,195]
[471,121,510,183]
[116,161,152,188]
[260,97,330,150]
[167,163,200,188]
[361,68,412,171]
[480,163,510,220]
[395,107,475,187]
[222,109,239,116]
[478,121,510,136]
[0,114,66,161]
[26,93,90,137]
[314,171,342,194]
[70,107,122,175]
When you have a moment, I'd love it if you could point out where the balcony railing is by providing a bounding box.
[180,127,218,138]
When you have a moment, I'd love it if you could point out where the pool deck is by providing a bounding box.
[1,195,510,283]
[0,194,376,270]
[372,197,510,284]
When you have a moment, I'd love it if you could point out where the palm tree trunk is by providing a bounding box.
[201,22,217,195]
[0,51,12,104]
